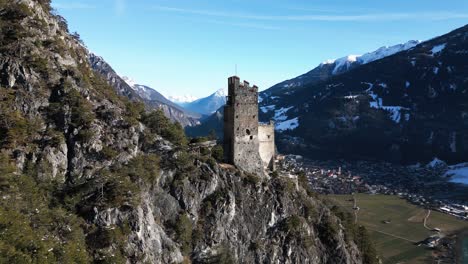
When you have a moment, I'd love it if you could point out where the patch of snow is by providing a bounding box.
[258,95,263,103]
[282,82,301,89]
[368,90,380,103]
[358,40,420,64]
[383,106,407,123]
[379,83,388,88]
[274,106,294,121]
[332,55,359,74]
[367,90,408,123]
[271,96,279,99]
[410,60,416,67]
[405,81,410,88]
[433,67,439,75]
[362,82,374,91]
[431,43,446,55]
[213,88,227,97]
[323,40,420,75]
[168,94,199,103]
[321,59,336,65]
[445,163,468,185]
[260,105,275,113]
[344,95,359,99]
[122,76,137,89]
[276,117,299,131]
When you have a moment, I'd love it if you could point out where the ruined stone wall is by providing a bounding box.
[258,122,275,170]
[224,76,263,175]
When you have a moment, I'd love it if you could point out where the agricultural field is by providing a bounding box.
[325,194,468,264]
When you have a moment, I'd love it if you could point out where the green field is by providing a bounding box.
[325,194,468,264]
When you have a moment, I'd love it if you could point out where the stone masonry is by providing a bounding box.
[223,76,275,175]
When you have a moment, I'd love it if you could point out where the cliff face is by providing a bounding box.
[91,141,363,263]
[0,1,365,263]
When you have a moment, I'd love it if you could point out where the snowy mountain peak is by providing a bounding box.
[214,88,227,97]
[358,40,420,64]
[321,40,420,75]
[321,59,336,65]
[332,55,359,74]
[179,88,228,115]
[168,95,199,104]
[122,76,137,89]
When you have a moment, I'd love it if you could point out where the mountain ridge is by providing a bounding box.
[265,40,421,95]
[181,88,227,116]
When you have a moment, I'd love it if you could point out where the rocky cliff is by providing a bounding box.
[0,1,368,263]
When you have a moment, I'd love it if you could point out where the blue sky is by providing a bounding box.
[52,0,468,99]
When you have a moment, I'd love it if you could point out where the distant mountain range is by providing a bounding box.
[168,94,199,104]
[89,54,227,124]
[188,25,468,164]
[178,88,227,116]
[89,54,200,126]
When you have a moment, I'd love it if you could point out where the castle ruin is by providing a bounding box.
[223,76,275,175]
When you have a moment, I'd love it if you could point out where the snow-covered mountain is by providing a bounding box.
[188,25,468,165]
[122,76,137,88]
[168,95,199,105]
[268,40,420,93]
[257,26,468,164]
[122,76,166,102]
[181,88,227,116]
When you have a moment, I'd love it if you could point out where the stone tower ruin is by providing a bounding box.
[223,76,275,175]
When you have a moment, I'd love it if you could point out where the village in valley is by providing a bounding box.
[279,155,468,221]
[271,154,468,262]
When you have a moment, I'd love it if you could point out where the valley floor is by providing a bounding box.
[281,156,468,219]
[324,194,468,264]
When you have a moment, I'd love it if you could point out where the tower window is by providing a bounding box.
[250,136,253,140]
[246,129,251,135]
[236,115,238,119]
[253,115,256,118]
[267,135,271,139]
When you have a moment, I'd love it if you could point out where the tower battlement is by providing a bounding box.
[223,76,276,175]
